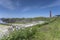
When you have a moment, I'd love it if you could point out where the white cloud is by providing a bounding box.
[0,0,60,10]
[0,0,20,10]
[22,7,31,12]
[0,0,14,9]
[40,0,60,9]
[21,0,60,12]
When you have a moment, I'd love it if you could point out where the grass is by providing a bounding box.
[32,17,60,40]
[0,24,9,27]
[1,23,41,40]
[1,17,60,40]
[8,22,25,24]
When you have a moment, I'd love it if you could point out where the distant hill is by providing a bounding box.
[1,17,50,23]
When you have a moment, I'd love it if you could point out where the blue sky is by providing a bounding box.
[0,0,60,18]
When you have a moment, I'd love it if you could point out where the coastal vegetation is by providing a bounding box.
[1,16,60,40]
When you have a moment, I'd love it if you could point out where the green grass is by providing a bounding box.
[32,17,60,40]
[1,23,41,40]
[8,22,27,25]
[0,24,9,26]
[1,17,60,40]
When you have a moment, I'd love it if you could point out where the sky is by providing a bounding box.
[0,0,60,18]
